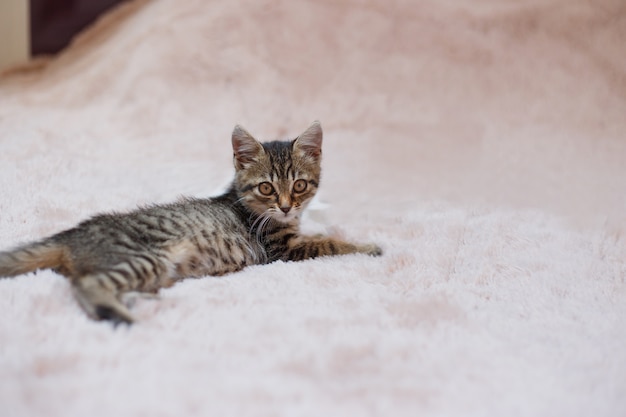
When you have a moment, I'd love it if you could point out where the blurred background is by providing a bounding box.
[1,0,624,226]
[1,0,126,69]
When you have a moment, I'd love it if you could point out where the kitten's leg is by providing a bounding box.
[71,254,171,324]
[286,237,382,261]
[72,273,135,325]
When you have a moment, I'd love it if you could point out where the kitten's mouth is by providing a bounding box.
[271,210,297,223]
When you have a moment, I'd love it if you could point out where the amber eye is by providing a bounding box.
[293,179,307,193]
[258,182,275,196]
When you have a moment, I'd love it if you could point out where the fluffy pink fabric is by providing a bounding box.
[0,1,625,416]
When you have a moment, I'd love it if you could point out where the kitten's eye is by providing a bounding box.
[258,182,275,196]
[293,179,307,193]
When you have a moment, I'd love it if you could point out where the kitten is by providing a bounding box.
[0,121,382,324]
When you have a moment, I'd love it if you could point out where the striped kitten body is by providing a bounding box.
[0,122,381,324]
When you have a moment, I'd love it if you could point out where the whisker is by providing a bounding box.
[231,195,248,208]
[255,213,273,244]
[250,212,267,231]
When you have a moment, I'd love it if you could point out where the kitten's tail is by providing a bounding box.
[0,241,67,278]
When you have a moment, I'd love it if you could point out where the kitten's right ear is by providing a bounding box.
[232,125,264,169]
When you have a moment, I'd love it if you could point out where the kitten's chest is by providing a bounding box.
[255,222,300,263]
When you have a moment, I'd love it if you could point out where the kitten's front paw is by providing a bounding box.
[358,244,383,257]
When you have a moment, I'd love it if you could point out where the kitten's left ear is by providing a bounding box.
[293,121,322,160]
[232,124,264,169]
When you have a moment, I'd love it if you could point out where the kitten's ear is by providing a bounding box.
[232,124,264,169]
[293,120,322,160]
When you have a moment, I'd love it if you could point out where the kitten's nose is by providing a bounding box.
[280,206,291,214]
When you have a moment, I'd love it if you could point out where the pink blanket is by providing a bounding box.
[1,1,625,416]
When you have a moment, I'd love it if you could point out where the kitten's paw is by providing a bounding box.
[95,304,135,327]
[358,244,383,257]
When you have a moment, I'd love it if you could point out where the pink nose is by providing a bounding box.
[280,206,291,214]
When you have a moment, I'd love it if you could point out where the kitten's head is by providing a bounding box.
[232,121,322,223]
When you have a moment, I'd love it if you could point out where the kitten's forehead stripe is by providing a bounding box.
[261,140,297,182]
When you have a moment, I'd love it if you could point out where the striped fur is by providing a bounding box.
[0,121,382,324]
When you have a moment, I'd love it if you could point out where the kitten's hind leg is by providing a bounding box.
[72,274,135,325]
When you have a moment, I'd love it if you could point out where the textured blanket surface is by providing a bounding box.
[1,1,625,416]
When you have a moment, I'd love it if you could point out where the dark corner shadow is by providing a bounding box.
[1,0,151,79]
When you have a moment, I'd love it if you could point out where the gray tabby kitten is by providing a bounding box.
[0,121,382,324]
